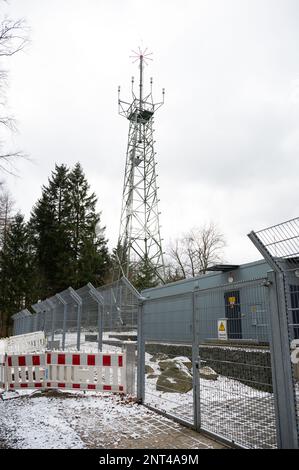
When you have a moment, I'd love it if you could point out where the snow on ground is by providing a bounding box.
[144,352,278,448]
[52,331,135,353]
[0,389,223,449]
[0,390,158,449]
[0,390,84,449]
[144,352,271,414]
[1,333,294,449]
[200,344,270,354]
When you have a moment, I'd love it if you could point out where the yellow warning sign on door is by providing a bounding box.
[217,319,228,340]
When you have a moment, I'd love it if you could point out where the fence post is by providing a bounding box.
[4,353,7,392]
[267,271,299,449]
[68,288,82,351]
[45,299,55,343]
[248,230,298,449]
[87,283,104,352]
[137,299,145,403]
[98,303,103,352]
[192,290,201,432]
[56,293,67,351]
[123,341,136,396]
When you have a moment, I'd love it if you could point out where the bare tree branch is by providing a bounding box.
[0,18,29,57]
[166,222,226,280]
[0,115,16,130]
[0,6,30,173]
[168,238,186,279]
[0,151,28,176]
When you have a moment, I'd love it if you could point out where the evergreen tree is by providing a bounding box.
[110,243,159,291]
[0,213,36,335]
[29,164,73,296]
[29,162,110,297]
[68,162,110,287]
[110,240,128,281]
[77,234,110,287]
[130,258,159,292]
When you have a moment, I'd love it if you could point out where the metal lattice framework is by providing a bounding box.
[117,47,165,283]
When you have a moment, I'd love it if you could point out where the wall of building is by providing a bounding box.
[141,259,272,344]
[142,259,271,299]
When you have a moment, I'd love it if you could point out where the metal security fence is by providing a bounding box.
[140,292,195,427]
[138,277,277,448]
[12,309,33,336]
[135,217,299,449]
[196,279,270,344]
[9,217,299,449]
[13,277,140,355]
[194,279,277,448]
[76,283,103,350]
[249,217,299,449]
[98,277,139,334]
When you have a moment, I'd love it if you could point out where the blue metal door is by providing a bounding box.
[224,290,242,339]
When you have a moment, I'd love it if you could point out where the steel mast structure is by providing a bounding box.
[117,47,165,283]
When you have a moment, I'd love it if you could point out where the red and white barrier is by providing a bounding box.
[45,351,126,393]
[6,331,46,354]
[6,353,46,390]
[0,339,7,355]
[2,350,127,394]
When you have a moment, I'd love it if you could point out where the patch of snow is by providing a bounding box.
[0,391,160,449]
[166,378,177,384]
[145,351,272,415]
[0,395,84,448]
[172,356,191,362]
[52,331,135,353]
[202,344,270,354]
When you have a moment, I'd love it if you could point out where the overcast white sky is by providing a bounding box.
[2,0,299,265]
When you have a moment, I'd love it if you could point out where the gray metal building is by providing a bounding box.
[141,259,279,344]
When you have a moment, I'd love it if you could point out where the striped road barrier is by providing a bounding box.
[2,350,128,395]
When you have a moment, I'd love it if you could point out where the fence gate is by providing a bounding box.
[249,218,299,449]
[139,292,197,428]
[193,279,277,448]
[138,277,280,448]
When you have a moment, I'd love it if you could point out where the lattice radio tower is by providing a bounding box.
[116,47,165,283]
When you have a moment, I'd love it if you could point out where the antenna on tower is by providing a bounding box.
[115,47,165,286]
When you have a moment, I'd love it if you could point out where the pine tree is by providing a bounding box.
[68,162,110,287]
[29,164,73,296]
[131,257,159,292]
[29,162,111,298]
[0,213,35,335]
[110,240,128,281]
